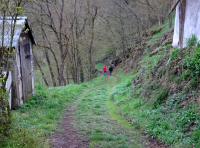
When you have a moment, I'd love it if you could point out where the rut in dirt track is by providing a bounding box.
[50,105,89,148]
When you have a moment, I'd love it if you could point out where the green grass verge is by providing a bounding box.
[1,84,85,148]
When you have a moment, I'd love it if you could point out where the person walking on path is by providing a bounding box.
[109,64,114,76]
[103,65,108,78]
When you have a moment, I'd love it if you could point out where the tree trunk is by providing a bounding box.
[34,55,49,86]
[44,50,57,86]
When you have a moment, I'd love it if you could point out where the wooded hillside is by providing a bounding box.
[26,0,172,86]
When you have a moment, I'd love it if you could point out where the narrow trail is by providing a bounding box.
[50,76,167,148]
[50,101,89,148]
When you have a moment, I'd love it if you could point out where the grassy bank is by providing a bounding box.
[109,20,200,147]
[110,72,200,147]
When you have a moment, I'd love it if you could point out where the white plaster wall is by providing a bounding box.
[172,3,180,48]
[173,0,200,48]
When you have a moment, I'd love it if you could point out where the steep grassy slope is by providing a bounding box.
[110,22,200,147]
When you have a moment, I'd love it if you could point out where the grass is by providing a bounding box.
[1,76,145,148]
[110,73,200,147]
[75,76,144,148]
[107,100,137,130]
[147,21,171,46]
[1,84,85,148]
[108,27,200,146]
[108,42,200,146]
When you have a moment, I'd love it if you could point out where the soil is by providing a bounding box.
[147,138,168,148]
[50,105,89,148]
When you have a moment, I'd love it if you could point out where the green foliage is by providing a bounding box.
[170,48,180,61]
[96,63,104,71]
[2,84,84,147]
[147,21,170,46]
[184,47,200,79]
[0,89,10,144]
[190,77,199,89]
[153,88,169,108]
[176,107,199,130]
[110,72,200,146]
[20,85,47,112]
[192,129,200,146]
[16,7,24,15]
[187,35,198,48]
[181,70,191,81]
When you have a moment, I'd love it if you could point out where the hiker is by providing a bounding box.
[109,64,114,76]
[103,65,108,77]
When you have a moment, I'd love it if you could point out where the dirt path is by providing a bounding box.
[50,76,168,148]
[50,104,89,148]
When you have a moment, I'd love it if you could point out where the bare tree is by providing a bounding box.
[87,2,98,79]
[26,0,172,86]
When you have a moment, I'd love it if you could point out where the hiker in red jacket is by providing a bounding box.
[103,65,108,77]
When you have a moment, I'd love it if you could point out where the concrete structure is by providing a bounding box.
[0,17,35,109]
[172,0,200,48]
